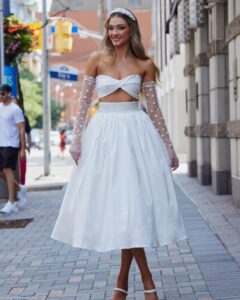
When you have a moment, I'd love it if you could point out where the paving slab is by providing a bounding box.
[0,182,240,299]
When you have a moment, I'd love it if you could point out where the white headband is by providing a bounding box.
[109,8,136,21]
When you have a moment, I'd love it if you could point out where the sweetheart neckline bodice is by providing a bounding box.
[96,74,142,81]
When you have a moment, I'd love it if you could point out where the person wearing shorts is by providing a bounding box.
[0,84,26,214]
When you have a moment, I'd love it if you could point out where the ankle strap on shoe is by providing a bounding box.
[114,287,128,294]
[144,289,156,294]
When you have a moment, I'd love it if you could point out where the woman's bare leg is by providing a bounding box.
[131,248,158,299]
[112,249,133,300]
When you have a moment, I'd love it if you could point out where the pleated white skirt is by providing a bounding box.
[51,101,187,252]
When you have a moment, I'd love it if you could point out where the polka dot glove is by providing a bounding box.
[142,81,178,169]
[69,76,95,164]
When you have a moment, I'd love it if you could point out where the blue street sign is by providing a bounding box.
[50,71,78,81]
[49,65,78,82]
[4,66,18,97]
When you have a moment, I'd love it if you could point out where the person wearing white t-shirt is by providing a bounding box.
[0,84,26,214]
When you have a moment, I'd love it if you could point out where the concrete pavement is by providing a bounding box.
[0,152,240,299]
[25,146,73,189]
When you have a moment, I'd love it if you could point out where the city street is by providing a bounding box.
[26,146,73,187]
[0,150,240,299]
[1,0,240,299]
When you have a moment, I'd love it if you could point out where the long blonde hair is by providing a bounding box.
[102,9,160,80]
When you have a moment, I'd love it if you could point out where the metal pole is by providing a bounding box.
[106,0,112,14]
[42,0,51,176]
[99,0,105,36]
[0,0,5,84]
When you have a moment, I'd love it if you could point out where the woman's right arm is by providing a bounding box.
[69,52,100,164]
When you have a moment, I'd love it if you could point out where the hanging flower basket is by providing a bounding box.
[4,16,34,64]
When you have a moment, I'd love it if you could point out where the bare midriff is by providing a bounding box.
[98,89,138,103]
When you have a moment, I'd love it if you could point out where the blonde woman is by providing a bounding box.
[51,8,186,300]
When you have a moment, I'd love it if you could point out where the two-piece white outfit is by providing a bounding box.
[51,74,187,252]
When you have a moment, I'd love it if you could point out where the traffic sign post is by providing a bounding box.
[49,64,79,82]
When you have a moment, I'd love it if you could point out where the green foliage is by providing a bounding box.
[20,68,36,81]
[20,69,42,127]
[34,99,65,130]
[20,68,65,129]
[51,100,66,130]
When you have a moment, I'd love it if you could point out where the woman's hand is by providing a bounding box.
[69,145,81,165]
[168,148,179,171]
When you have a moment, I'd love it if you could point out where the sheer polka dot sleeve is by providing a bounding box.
[142,81,174,151]
[69,75,95,163]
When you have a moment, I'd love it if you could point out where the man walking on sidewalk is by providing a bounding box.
[0,84,26,214]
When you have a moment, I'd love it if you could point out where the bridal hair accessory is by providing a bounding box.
[109,8,136,21]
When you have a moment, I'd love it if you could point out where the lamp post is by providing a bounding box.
[41,12,103,175]
[98,0,105,37]
[106,0,112,13]
[42,0,51,176]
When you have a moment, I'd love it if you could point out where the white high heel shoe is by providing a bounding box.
[114,287,128,295]
[144,289,158,298]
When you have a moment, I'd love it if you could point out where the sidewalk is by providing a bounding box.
[0,159,240,299]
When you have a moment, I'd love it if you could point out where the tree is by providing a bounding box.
[20,68,65,129]
[19,68,43,127]
[51,100,66,130]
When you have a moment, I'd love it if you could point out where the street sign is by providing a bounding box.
[49,64,78,81]
[4,66,18,97]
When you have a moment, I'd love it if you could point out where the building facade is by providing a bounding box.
[154,0,240,207]
[50,0,151,12]
[151,0,188,155]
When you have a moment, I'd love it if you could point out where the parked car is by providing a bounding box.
[65,130,73,145]
[31,128,43,149]
[50,130,60,146]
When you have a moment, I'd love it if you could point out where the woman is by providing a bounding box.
[51,8,186,300]
[59,129,67,158]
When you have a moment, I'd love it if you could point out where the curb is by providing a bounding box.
[0,183,66,203]
[27,183,66,192]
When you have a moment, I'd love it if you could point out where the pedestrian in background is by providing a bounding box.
[12,98,31,186]
[0,85,26,214]
[0,170,26,207]
[51,8,186,300]
[59,129,67,159]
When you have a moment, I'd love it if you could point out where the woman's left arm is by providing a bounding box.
[141,60,179,170]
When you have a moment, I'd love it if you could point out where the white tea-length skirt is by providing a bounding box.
[51,101,187,252]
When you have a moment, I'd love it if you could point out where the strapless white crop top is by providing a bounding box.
[95,74,142,99]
